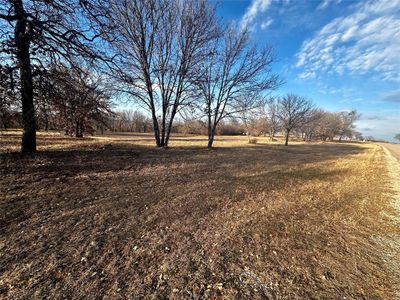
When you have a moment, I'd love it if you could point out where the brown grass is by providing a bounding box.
[1,131,399,299]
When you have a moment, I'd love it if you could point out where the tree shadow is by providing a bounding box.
[0,140,370,298]
[0,142,366,178]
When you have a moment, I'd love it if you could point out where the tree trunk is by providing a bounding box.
[285,129,290,146]
[44,114,49,131]
[207,133,214,148]
[15,0,36,153]
[75,120,83,137]
[207,125,215,149]
[160,111,166,148]
[164,108,178,149]
[150,112,161,147]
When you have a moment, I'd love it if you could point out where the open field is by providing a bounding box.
[1,131,399,299]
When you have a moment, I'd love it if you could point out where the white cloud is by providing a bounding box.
[381,90,400,103]
[296,0,400,82]
[241,0,273,29]
[317,0,342,11]
[260,18,273,30]
[298,70,316,79]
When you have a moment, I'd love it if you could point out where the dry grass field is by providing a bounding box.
[1,131,399,299]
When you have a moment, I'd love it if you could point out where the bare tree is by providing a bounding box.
[394,134,400,142]
[238,96,266,143]
[277,94,315,146]
[353,131,363,141]
[104,0,218,148]
[39,64,113,137]
[0,65,18,129]
[337,110,360,141]
[265,97,280,141]
[303,110,359,142]
[0,0,109,152]
[196,26,280,148]
[300,109,325,141]
[112,109,151,133]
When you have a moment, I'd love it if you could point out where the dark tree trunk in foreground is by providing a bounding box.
[14,0,36,153]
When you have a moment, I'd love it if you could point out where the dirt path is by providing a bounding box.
[379,143,400,161]
[378,143,400,299]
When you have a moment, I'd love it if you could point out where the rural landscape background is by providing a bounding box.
[1,0,400,299]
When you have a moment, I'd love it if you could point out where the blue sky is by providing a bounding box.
[216,0,400,141]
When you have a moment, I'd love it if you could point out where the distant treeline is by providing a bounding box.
[108,98,363,144]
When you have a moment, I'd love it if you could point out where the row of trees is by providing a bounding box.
[110,95,361,146]
[109,110,246,136]
[257,95,360,145]
[1,0,361,152]
[111,110,152,133]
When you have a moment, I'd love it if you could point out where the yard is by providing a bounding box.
[1,131,399,299]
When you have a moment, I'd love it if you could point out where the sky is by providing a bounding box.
[216,0,400,142]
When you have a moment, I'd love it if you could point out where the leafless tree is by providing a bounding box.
[110,110,151,133]
[303,110,359,142]
[0,65,18,129]
[265,97,280,140]
[353,131,363,141]
[394,134,400,142]
[238,96,266,143]
[300,109,324,141]
[195,26,280,148]
[40,64,113,137]
[336,110,360,141]
[277,94,315,146]
[0,0,109,152]
[104,0,218,148]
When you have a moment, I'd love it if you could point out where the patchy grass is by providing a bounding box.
[0,130,311,153]
[0,131,399,299]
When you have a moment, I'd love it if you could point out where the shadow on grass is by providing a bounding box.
[0,138,376,299]
[0,142,366,177]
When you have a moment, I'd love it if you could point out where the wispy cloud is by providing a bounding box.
[296,0,400,82]
[260,18,273,30]
[241,0,273,29]
[317,0,342,11]
[362,115,387,121]
[381,90,400,102]
[356,113,400,141]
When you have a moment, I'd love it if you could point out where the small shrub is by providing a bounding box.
[249,137,258,144]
